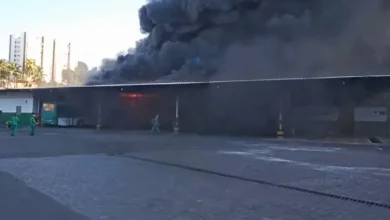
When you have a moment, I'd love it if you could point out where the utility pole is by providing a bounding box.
[67,43,71,70]
[40,36,44,67]
[51,39,56,83]
[22,32,27,73]
[8,35,12,62]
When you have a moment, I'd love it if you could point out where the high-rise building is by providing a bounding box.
[8,32,27,69]
[8,32,71,83]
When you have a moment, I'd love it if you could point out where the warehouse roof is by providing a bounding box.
[1,74,389,92]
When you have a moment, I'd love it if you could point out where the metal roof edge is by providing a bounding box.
[1,74,389,91]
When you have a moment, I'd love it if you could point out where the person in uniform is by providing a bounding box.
[29,113,37,136]
[151,114,160,133]
[9,113,19,136]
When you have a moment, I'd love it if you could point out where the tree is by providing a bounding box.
[7,62,22,83]
[0,59,10,81]
[30,65,44,84]
[0,59,45,88]
[0,59,23,87]
[0,59,10,87]
[23,59,44,85]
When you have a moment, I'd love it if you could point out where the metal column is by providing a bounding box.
[173,95,180,134]
[276,98,284,138]
[96,101,102,130]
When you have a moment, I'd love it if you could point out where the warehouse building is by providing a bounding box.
[1,75,390,138]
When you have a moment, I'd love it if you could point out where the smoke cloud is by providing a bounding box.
[85,0,390,84]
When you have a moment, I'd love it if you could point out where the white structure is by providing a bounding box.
[0,91,36,126]
[8,33,27,69]
[0,92,33,113]
[354,107,387,122]
[8,32,71,83]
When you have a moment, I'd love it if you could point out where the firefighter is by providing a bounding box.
[151,114,160,133]
[9,113,19,136]
[30,113,37,136]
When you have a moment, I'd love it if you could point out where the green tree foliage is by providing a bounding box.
[0,59,44,87]
[24,59,44,85]
[7,62,22,80]
[0,59,22,87]
[0,59,10,80]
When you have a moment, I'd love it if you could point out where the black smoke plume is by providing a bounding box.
[85,0,390,84]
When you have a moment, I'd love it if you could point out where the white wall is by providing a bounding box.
[0,93,33,113]
[354,107,387,122]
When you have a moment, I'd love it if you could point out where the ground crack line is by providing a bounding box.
[115,153,390,209]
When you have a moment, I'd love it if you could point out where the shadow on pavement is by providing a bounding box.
[0,171,89,220]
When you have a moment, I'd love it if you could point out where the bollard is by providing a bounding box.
[173,118,179,134]
[276,128,284,139]
[276,109,284,139]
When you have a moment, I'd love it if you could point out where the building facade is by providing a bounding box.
[2,75,390,138]
[8,32,27,69]
[0,91,36,126]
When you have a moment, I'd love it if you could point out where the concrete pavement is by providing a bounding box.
[1,126,389,147]
[0,171,88,220]
[0,128,389,219]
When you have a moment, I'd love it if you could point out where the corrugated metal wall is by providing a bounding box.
[28,77,390,137]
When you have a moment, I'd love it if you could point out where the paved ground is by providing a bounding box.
[0,128,390,220]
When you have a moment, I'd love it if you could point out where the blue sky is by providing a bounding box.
[0,0,146,69]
